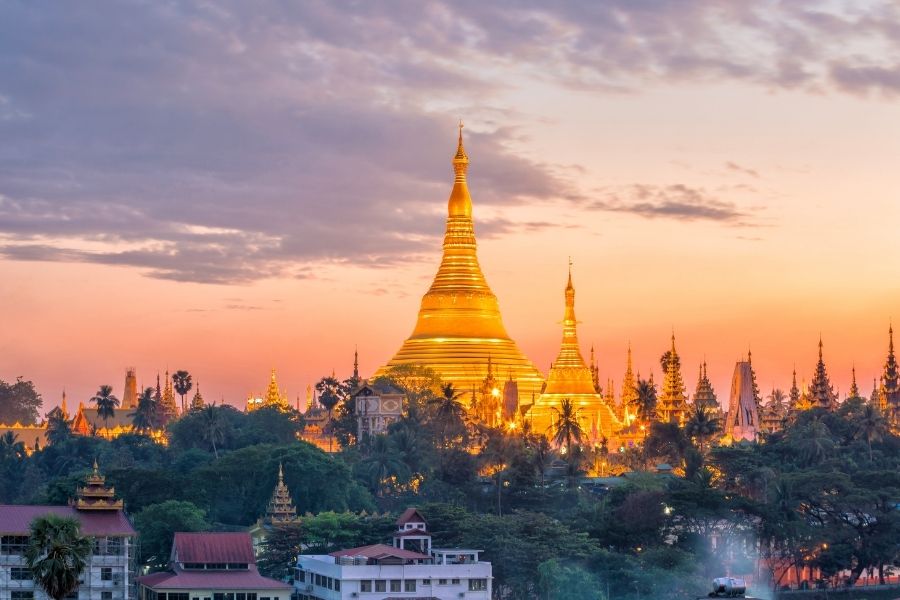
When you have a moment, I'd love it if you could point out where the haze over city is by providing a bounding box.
[2,2,899,410]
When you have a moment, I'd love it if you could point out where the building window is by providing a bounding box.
[390,580,401,592]
[102,592,113,600]
[333,580,340,592]
[109,538,123,555]
[469,579,488,591]
[452,578,460,584]
[169,594,189,600]
[374,580,386,592]
[404,580,416,592]
[12,593,35,600]
[422,579,431,585]
[360,581,372,592]
[296,569,305,583]
[214,594,224,600]
[2,535,30,555]
[226,563,248,570]
[237,594,246,600]
[247,594,256,600]
[11,567,31,580]
[101,568,113,581]
[438,579,448,585]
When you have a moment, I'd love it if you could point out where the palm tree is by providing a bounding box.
[684,403,719,453]
[130,387,159,433]
[200,404,225,458]
[172,370,193,414]
[0,431,26,461]
[635,378,658,422]
[46,410,72,446]
[428,383,467,447]
[796,419,835,465]
[360,435,408,497]
[550,398,585,451]
[854,403,888,461]
[529,434,554,488]
[480,428,514,515]
[25,514,92,600]
[90,385,119,433]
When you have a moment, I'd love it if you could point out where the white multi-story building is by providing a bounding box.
[294,509,491,600]
[0,464,136,600]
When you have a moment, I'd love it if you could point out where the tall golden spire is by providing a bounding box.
[528,265,620,440]
[376,125,544,404]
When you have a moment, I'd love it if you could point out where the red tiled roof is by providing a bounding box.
[330,543,430,561]
[174,532,256,564]
[136,570,291,591]
[0,505,135,536]
[396,507,426,526]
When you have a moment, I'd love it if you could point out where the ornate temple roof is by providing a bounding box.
[69,460,124,511]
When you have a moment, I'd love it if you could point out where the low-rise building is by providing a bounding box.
[136,533,291,600]
[294,508,491,600]
[0,462,137,600]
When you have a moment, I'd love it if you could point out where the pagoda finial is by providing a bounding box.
[453,120,469,180]
[93,458,100,475]
[567,256,573,290]
[353,346,359,381]
[278,462,284,484]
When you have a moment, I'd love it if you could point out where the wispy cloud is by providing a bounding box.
[588,184,754,225]
[0,1,892,282]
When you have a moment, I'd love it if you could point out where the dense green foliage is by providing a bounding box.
[0,377,42,424]
[133,501,210,568]
[1,368,897,598]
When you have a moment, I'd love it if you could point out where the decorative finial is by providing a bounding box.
[93,458,100,475]
[452,120,469,180]
[278,462,284,484]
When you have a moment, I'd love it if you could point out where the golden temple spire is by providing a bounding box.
[542,265,592,394]
[375,125,544,406]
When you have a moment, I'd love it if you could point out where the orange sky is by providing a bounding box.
[2,3,899,415]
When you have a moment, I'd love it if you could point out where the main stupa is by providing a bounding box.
[375,125,544,402]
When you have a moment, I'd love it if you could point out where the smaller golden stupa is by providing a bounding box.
[527,265,620,442]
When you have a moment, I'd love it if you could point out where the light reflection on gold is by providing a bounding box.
[375,124,544,401]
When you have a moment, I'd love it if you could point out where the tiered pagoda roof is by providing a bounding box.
[69,460,124,511]
[657,335,688,424]
[264,463,299,525]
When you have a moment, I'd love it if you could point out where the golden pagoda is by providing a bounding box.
[247,369,290,411]
[375,124,544,404]
[265,463,299,525]
[161,370,178,418]
[69,460,124,511]
[527,266,620,442]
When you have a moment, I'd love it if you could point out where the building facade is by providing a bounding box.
[351,382,404,440]
[294,508,491,600]
[0,464,136,600]
[136,533,291,600]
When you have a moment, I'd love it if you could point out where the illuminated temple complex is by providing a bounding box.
[527,268,620,441]
[375,126,544,402]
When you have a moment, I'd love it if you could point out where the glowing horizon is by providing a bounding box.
[1,2,899,416]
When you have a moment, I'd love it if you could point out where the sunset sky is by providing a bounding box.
[2,1,899,414]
